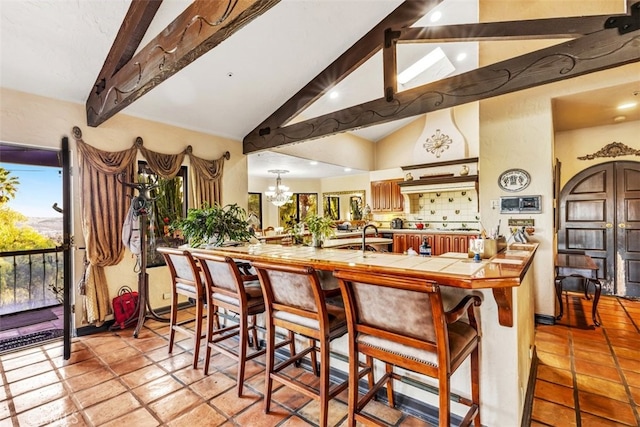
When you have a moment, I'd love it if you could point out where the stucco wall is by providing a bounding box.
[1,87,248,328]
[555,121,640,188]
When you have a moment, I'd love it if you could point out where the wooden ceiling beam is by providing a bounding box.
[86,0,279,127]
[398,14,626,42]
[242,23,640,153]
[242,0,444,151]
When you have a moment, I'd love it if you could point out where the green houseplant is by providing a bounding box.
[304,214,335,248]
[173,203,254,248]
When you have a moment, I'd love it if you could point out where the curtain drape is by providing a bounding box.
[136,137,186,179]
[73,127,137,325]
[73,127,229,326]
[188,148,229,208]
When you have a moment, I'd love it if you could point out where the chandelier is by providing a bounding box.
[265,169,293,207]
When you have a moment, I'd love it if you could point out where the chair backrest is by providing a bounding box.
[334,269,448,362]
[252,261,328,324]
[157,247,203,297]
[192,252,244,300]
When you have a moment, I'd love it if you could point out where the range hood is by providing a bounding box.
[399,157,479,194]
[398,175,478,194]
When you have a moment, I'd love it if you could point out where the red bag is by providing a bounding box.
[112,286,139,329]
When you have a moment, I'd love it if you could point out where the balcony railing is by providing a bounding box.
[0,247,63,316]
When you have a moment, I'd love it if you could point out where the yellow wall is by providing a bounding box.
[555,121,640,188]
[0,87,247,328]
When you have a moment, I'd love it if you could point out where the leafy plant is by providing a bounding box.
[304,214,335,246]
[172,203,253,247]
[0,167,20,205]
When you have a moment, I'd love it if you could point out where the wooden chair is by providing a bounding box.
[252,261,371,427]
[192,252,267,397]
[334,269,482,427]
[157,247,206,369]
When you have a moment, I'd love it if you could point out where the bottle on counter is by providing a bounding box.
[419,237,431,257]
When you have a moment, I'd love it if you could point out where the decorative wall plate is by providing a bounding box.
[498,168,531,192]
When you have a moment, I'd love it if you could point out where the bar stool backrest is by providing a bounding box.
[348,278,441,343]
[255,263,324,315]
[336,271,446,366]
[160,248,202,298]
[197,253,244,298]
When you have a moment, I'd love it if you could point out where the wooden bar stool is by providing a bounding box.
[335,269,482,427]
[252,261,371,427]
[192,252,267,397]
[157,247,206,369]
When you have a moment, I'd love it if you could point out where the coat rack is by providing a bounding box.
[117,168,169,337]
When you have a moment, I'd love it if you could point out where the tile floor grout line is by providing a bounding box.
[566,295,582,427]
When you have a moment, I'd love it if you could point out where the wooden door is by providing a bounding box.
[558,161,640,296]
[57,137,72,359]
[616,162,640,296]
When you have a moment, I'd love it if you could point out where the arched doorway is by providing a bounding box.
[558,160,640,296]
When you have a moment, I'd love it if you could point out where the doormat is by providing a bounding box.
[0,309,58,331]
[0,329,63,353]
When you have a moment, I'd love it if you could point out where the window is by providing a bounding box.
[137,161,188,267]
[248,192,262,230]
[279,193,317,229]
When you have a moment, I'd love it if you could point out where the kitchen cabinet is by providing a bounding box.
[393,232,468,255]
[371,179,404,213]
[393,233,434,254]
[434,234,470,255]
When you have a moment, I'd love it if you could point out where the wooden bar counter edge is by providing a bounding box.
[188,242,538,328]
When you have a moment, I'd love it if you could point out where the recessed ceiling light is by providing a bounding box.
[430,11,442,23]
[456,52,467,62]
[344,168,352,172]
[310,161,318,165]
[329,91,339,99]
[617,102,637,110]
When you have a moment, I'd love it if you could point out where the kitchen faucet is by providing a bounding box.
[361,224,378,254]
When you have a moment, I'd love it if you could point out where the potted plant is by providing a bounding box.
[172,202,254,248]
[304,214,335,248]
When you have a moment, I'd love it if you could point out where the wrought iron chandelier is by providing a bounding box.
[265,169,293,207]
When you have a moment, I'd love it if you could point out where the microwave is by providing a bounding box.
[500,195,542,214]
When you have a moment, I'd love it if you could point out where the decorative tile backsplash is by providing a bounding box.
[406,190,479,229]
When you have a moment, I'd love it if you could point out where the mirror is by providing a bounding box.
[322,190,366,221]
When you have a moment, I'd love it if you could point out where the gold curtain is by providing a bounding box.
[74,127,137,325]
[136,137,187,179]
[188,148,229,207]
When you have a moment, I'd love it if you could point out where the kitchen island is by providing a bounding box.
[189,242,538,426]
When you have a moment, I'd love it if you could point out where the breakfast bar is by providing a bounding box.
[190,242,538,426]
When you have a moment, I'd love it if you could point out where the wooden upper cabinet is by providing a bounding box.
[371,179,404,213]
[390,179,404,211]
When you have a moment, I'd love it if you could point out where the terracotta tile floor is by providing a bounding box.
[1,294,639,426]
[532,293,640,426]
[0,309,429,426]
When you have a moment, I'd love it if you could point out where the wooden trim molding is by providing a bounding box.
[577,141,640,160]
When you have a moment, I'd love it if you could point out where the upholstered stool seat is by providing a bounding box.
[252,261,371,427]
[192,252,267,397]
[157,247,206,369]
[335,269,482,427]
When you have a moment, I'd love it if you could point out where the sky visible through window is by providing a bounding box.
[1,163,62,218]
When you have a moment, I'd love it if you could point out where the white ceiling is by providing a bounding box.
[1,0,637,179]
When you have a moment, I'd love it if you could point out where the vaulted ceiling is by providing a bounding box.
[1,0,638,178]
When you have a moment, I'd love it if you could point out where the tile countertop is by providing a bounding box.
[336,228,482,235]
[189,242,538,327]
